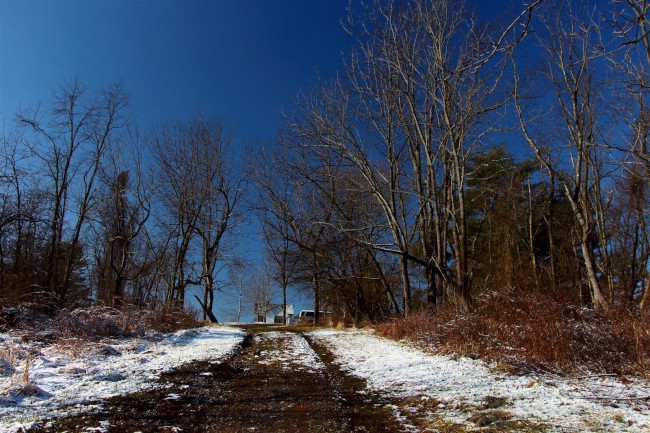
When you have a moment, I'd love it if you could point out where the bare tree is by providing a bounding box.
[289,0,540,312]
[151,117,243,319]
[247,264,275,322]
[609,0,650,311]
[192,121,245,323]
[94,129,152,308]
[0,134,29,297]
[151,123,197,307]
[17,77,128,305]
[292,74,418,315]
[513,1,613,309]
[226,259,249,323]
[253,147,299,325]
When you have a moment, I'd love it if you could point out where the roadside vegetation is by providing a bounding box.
[255,0,650,378]
[376,290,650,376]
[1,301,201,375]
[1,301,201,339]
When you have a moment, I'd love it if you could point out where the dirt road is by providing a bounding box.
[29,329,405,432]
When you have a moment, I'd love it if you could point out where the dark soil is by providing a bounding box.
[28,330,405,433]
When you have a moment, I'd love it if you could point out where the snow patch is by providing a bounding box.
[0,325,245,431]
[309,329,650,433]
[255,332,325,372]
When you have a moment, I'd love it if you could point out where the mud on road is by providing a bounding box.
[29,329,407,433]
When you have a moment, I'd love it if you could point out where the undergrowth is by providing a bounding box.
[0,302,203,401]
[59,304,202,337]
[376,289,650,376]
[2,302,202,343]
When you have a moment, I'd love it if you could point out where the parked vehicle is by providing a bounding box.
[296,310,314,322]
[296,310,330,323]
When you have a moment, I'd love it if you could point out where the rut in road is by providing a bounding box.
[30,330,404,433]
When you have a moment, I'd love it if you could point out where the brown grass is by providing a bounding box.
[141,304,203,334]
[376,289,650,375]
[56,304,202,339]
[5,302,202,344]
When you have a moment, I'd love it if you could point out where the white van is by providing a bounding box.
[296,310,332,323]
[296,310,315,322]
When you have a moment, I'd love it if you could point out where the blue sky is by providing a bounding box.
[0,0,530,139]
[0,0,357,142]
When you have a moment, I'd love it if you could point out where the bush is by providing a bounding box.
[376,289,650,375]
[142,304,202,334]
[1,301,202,343]
[57,304,202,338]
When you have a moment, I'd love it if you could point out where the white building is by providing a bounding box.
[253,303,294,324]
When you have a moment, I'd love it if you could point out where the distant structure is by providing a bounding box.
[253,303,294,324]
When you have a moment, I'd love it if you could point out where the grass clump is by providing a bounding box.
[376,289,650,375]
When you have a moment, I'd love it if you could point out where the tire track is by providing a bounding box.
[28,329,405,433]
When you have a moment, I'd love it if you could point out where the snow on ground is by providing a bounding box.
[255,331,325,372]
[309,329,650,433]
[0,325,245,432]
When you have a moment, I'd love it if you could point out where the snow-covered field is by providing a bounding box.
[309,329,650,433]
[0,325,245,432]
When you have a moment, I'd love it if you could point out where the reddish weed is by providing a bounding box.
[376,290,650,375]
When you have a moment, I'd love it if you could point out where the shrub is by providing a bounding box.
[376,289,650,375]
[142,304,202,334]
[1,301,202,344]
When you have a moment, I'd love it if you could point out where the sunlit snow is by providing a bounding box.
[3,326,649,433]
[255,331,325,372]
[309,329,650,433]
[0,326,245,432]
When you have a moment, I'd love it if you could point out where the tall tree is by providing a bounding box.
[610,0,650,312]
[193,122,245,323]
[254,147,298,325]
[17,77,128,305]
[514,1,612,309]
[151,117,243,319]
[290,0,540,311]
[94,131,151,308]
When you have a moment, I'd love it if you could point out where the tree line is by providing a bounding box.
[0,77,245,321]
[255,0,650,325]
[1,0,649,326]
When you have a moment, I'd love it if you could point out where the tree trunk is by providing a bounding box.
[640,277,650,314]
[426,264,438,305]
[400,253,412,316]
[113,275,125,308]
[579,234,607,311]
[547,173,558,292]
[194,294,218,323]
[528,175,539,288]
[312,252,320,326]
[281,268,288,325]
[367,250,400,315]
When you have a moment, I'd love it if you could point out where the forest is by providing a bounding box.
[0,0,649,341]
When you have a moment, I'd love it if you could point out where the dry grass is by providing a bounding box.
[142,304,204,334]
[0,345,20,373]
[0,302,203,386]
[376,289,650,375]
[57,304,202,338]
[0,340,31,382]
[0,347,38,402]
[2,302,202,347]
